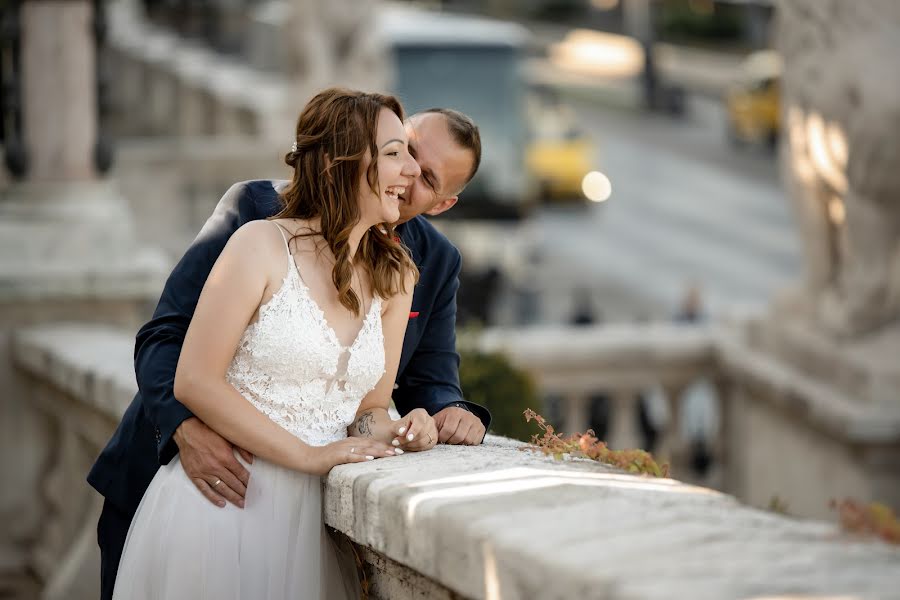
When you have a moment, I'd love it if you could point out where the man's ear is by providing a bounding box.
[425,196,458,216]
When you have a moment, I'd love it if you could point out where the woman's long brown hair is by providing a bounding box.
[274,87,418,316]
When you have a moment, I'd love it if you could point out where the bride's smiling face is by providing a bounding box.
[358,108,421,226]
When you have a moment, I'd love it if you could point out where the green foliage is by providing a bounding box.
[658,0,743,43]
[458,349,541,442]
[767,495,791,516]
[523,409,669,478]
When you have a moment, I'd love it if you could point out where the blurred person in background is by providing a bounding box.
[89,92,488,599]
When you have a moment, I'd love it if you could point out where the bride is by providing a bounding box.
[112,88,434,599]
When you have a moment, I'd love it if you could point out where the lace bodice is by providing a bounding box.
[225,224,385,446]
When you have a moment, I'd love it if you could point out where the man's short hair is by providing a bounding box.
[418,108,482,186]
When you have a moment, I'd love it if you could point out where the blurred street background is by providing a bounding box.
[429,1,793,329]
[81,0,793,328]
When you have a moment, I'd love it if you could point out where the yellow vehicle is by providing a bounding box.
[525,89,595,202]
[725,50,782,149]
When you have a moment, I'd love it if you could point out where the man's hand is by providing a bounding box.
[433,406,485,445]
[173,417,253,508]
[391,408,438,452]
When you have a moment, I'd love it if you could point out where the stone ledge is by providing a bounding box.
[11,323,137,419]
[477,323,718,398]
[479,323,718,369]
[326,436,899,600]
[11,323,900,599]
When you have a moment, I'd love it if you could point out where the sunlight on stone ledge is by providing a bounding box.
[483,541,501,600]
[746,596,862,600]
[404,467,720,522]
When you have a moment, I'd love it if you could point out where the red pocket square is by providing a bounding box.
[409,311,420,318]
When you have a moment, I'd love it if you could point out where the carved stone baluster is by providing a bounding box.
[657,382,688,468]
[562,391,588,436]
[710,375,734,493]
[41,434,105,600]
[608,389,642,450]
[28,386,107,599]
[29,391,64,581]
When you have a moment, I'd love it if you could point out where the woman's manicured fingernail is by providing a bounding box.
[366,455,375,460]
[406,433,414,441]
[392,439,400,447]
[398,427,406,435]
[394,448,404,455]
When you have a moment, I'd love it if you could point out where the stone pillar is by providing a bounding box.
[20,1,98,181]
[623,0,658,111]
[0,0,167,593]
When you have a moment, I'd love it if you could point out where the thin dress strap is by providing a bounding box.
[271,221,292,261]
[271,221,308,285]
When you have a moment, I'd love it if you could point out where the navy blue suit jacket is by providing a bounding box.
[88,179,490,515]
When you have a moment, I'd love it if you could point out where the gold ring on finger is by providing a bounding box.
[350,447,355,454]
[213,478,222,488]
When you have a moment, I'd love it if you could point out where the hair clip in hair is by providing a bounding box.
[291,141,298,153]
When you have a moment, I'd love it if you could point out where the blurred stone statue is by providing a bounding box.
[778,0,900,337]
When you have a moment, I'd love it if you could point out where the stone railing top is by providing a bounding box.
[12,323,900,599]
[478,322,718,368]
[11,323,137,418]
[327,436,899,600]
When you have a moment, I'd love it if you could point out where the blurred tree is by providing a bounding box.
[458,348,541,442]
[658,0,742,44]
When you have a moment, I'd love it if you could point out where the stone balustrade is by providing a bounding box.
[478,322,900,519]
[105,0,386,144]
[8,322,900,599]
[478,322,722,471]
[106,0,290,139]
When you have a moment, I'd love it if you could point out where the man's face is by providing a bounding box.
[396,113,474,224]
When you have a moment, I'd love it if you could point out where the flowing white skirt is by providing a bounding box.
[112,454,360,600]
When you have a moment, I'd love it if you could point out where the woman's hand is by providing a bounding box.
[309,437,397,475]
[391,408,438,452]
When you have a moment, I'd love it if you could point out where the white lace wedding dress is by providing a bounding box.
[112,222,385,599]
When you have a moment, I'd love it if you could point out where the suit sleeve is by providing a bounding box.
[135,181,260,464]
[392,251,492,430]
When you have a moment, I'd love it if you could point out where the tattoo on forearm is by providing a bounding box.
[354,411,375,437]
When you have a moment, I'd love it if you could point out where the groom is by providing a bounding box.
[88,107,490,599]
